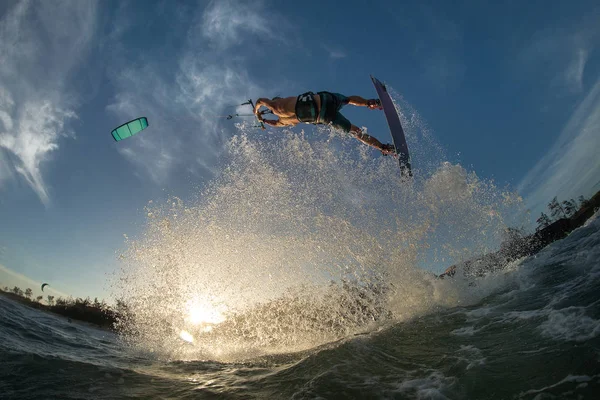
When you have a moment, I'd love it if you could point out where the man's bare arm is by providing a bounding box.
[263,119,288,127]
[254,98,273,114]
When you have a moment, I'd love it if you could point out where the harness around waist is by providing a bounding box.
[295,92,318,123]
[316,91,338,124]
[295,91,340,125]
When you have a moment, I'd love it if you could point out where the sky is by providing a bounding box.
[0,0,599,300]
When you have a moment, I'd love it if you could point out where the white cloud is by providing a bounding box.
[176,57,262,169]
[532,35,590,94]
[322,45,346,60]
[0,0,97,205]
[518,75,600,214]
[106,1,269,184]
[176,57,262,122]
[564,48,589,93]
[518,16,599,95]
[0,100,75,204]
[201,0,274,49]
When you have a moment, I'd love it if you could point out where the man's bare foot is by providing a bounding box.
[367,99,382,110]
[380,143,396,156]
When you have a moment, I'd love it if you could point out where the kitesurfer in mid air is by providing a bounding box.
[253,92,396,155]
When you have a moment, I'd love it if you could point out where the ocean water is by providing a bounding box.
[2,105,599,399]
[1,215,599,399]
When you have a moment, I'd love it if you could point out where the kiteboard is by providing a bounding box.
[370,76,412,177]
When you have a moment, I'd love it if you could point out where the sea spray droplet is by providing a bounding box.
[179,330,194,343]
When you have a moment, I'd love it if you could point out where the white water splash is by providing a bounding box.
[113,100,524,361]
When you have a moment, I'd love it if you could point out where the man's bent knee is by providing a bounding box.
[332,113,352,133]
[351,125,369,139]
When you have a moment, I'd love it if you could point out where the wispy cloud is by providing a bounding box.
[564,48,589,93]
[106,0,272,183]
[516,10,600,215]
[518,75,600,213]
[521,34,590,94]
[0,101,75,204]
[322,45,346,60]
[518,13,600,95]
[175,57,261,172]
[0,0,97,205]
[201,0,275,49]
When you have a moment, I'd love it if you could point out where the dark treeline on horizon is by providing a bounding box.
[437,190,600,279]
[0,286,122,330]
[536,194,594,231]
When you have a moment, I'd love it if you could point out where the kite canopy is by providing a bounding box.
[111,117,149,141]
[41,283,49,291]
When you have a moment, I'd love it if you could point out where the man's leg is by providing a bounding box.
[350,124,393,153]
[347,96,370,107]
[347,96,381,110]
[332,112,394,155]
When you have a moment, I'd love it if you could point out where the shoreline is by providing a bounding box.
[440,190,600,278]
[0,290,118,331]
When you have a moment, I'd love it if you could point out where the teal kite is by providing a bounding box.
[111,117,149,141]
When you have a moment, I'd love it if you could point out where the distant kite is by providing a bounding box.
[41,283,49,291]
[111,117,149,141]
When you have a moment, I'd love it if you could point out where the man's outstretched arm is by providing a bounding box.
[262,119,286,127]
[254,98,273,114]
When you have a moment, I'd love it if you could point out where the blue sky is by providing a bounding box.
[0,0,599,300]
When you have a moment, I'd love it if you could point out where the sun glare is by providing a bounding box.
[186,298,227,325]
